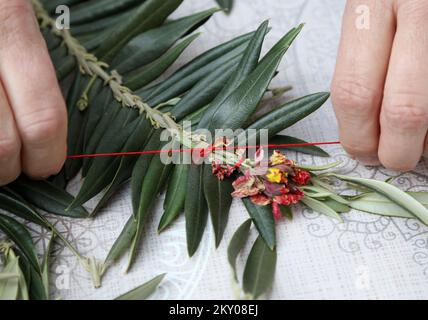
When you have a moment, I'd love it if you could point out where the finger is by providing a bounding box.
[379,0,428,171]
[0,0,67,178]
[0,82,21,185]
[331,0,395,165]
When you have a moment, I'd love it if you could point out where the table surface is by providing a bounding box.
[9,0,428,300]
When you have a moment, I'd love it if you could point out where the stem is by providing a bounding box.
[44,222,104,288]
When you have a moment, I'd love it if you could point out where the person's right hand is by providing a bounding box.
[331,0,428,171]
[0,0,67,186]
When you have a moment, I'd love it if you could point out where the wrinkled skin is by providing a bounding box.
[332,0,428,171]
[0,0,67,186]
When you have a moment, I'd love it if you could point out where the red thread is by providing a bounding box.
[66,141,341,159]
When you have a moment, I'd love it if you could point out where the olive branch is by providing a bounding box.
[31,0,247,168]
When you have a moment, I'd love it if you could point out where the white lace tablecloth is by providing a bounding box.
[6,0,428,300]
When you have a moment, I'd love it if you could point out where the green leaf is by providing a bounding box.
[170,56,241,121]
[104,216,137,268]
[331,174,428,226]
[200,21,270,247]
[197,20,269,130]
[347,192,428,219]
[139,31,254,103]
[131,130,161,213]
[280,205,294,219]
[0,250,20,300]
[0,273,19,281]
[246,92,330,138]
[82,88,115,158]
[9,177,88,218]
[242,198,276,250]
[297,161,342,172]
[144,50,244,107]
[69,118,140,209]
[72,7,138,36]
[300,185,349,204]
[215,25,303,130]
[41,233,56,299]
[159,164,188,233]
[127,156,172,271]
[82,103,137,176]
[216,0,234,13]
[115,8,219,73]
[89,116,155,216]
[0,188,47,227]
[125,33,200,90]
[228,219,252,281]
[301,196,343,222]
[321,199,351,214]
[203,166,234,247]
[269,135,330,157]
[243,236,277,300]
[185,165,209,257]
[115,274,166,300]
[63,73,88,180]
[96,0,184,63]
[0,215,40,273]
[17,254,47,300]
[71,0,142,24]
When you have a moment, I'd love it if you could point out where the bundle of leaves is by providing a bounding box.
[0,0,329,299]
[2,0,428,300]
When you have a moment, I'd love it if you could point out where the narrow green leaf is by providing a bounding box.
[71,0,142,24]
[125,33,200,90]
[64,73,88,180]
[214,25,304,130]
[246,92,331,139]
[41,233,56,299]
[243,236,277,300]
[203,166,234,247]
[131,130,161,213]
[0,215,40,273]
[170,56,241,121]
[69,118,140,210]
[297,161,342,172]
[17,254,47,300]
[270,135,330,157]
[0,273,19,281]
[0,251,20,300]
[347,192,428,218]
[185,165,209,257]
[242,198,276,250]
[72,7,138,36]
[0,188,47,227]
[104,216,137,268]
[139,31,254,102]
[216,0,234,13]
[300,186,349,204]
[9,177,88,218]
[321,199,351,214]
[332,174,428,226]
[115,8,219,73]
[144,52,244,107]
[200,21,270,247]
[159,164,188,233]
[96,0,184,63]
[228,219,252,281]
[301,196,343,222]
[115,274,166,300]
[127,156,172,271]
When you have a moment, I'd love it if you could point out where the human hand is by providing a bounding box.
[0,0,67,186]
[331,0,428,171]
